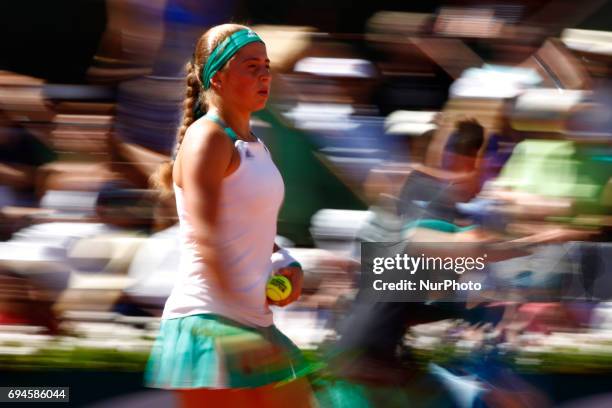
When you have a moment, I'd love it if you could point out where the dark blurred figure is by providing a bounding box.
[327,119,488,386]
[0,269,61,334]
[114,0,236,154]
[95,181,156,232]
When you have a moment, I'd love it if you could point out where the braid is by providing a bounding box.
[150,61,204,196]
[173,60,203,159]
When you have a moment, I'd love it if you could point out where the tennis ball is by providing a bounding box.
[266,275,292,302]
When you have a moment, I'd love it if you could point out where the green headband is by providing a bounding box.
[202,29,264,90]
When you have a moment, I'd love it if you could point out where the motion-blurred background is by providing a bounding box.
[0,0,611,406]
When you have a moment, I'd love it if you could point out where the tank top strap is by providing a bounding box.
[203,112,238,142]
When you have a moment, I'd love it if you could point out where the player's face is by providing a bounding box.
[218,42,271,112]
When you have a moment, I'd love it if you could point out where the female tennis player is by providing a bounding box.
[144,23,317,407]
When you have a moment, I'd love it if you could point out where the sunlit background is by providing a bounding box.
[0,0,611,406]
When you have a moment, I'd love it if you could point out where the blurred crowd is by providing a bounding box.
[0,0,611,406]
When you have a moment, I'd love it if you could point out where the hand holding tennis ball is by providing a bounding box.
[266,265,303,307]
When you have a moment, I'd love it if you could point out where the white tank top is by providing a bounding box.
[161,119,285,327]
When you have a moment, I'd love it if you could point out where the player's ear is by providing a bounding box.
[210,71,224,90]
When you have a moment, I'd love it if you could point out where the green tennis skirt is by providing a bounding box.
[144,313,311,390]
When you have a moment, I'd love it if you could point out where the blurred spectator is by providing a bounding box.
[325,119,488,386]
[0,268,62,334]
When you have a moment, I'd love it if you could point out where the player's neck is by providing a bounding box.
[209,105,251,140]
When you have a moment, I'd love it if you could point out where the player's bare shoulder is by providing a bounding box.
[182,118,233,159]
